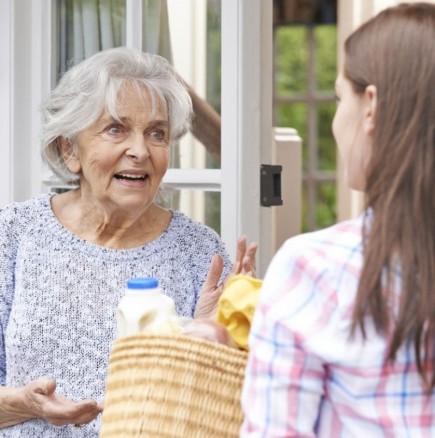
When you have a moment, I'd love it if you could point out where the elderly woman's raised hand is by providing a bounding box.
[194,235,258,320]
[23,377,102,427]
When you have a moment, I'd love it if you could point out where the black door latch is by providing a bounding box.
[260,164,283,206]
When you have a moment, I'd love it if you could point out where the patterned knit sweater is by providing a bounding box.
[0,194,231,437]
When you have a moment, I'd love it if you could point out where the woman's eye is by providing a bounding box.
[107,124,124,135]
[149,129,167,141]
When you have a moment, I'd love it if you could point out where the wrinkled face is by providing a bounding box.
[332,73,372,192]
[66,84,170,214]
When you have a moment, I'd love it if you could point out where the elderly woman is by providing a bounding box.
[0,47,256,436]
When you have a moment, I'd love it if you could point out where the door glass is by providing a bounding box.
[275,25,308,96]
[57,0,126,80]
[273,0,337,232]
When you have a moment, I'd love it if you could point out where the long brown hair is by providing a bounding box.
[346,3,435,390]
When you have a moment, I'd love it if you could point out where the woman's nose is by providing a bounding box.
[126,134,150,160]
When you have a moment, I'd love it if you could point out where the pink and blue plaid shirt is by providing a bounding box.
[241,214,435,437]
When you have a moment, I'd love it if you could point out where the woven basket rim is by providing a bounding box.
[100,333,248,438]
[112,333,248,358]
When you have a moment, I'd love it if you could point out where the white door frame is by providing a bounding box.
[221,0,273,275]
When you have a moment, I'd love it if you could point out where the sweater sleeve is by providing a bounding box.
[189,224,232,309]
[201,226,232,284]
[0,204,19,385]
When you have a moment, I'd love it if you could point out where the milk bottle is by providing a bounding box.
[116,277,179,337]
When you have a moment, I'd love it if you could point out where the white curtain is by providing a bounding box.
[142,0,172,59]
[58,0,172,77]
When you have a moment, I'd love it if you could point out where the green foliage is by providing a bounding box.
[275,24,337,231]
[314,26,337,91]
[316,182,337,229]
[275,26,308,95]
[317,102,336,171]
[205,192,221,235]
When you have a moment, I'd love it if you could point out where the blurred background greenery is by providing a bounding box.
[274,8,337,232]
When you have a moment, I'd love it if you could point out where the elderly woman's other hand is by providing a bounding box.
[194,235,258,320]
[182,319,237,347]
[24,377,102,427]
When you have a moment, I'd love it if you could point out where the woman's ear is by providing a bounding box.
[59,138,81,174]
[363,84,377,136]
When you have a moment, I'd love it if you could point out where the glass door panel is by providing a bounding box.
[57,0,126,79]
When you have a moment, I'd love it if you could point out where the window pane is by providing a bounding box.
[57,0,126,78]
[273,15,338,234]
[315,182,336,229]
[275,103,308,170]
[274,26,308,95]
[205,0,222,167]
[205,191,221,235]
[301,181,309,232]
[316,102,336,171]
[206,0,221,116]
[168,0,221,170]
[158,189,221,235]
[314,25,337,92]
[57,0,174,78]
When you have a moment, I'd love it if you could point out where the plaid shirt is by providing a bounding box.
[241,214,435,437]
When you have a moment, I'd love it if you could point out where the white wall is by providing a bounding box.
[0,0,13,206]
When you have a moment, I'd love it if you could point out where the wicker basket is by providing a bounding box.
[99,333,248,438]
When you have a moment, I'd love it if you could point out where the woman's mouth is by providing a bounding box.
[114,172,149,188]
[114,173,147,181]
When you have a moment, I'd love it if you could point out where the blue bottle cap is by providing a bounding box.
[127,277,159,290]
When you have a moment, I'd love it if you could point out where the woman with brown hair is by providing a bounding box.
[241,3,435,436]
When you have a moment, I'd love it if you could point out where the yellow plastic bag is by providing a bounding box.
[216,275,263,350]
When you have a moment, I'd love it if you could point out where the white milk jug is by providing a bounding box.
[116,277,178,337]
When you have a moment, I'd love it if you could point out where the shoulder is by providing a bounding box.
[166,210,231,270]
[276,217,363,278]
[0,194,51,231]
[0,195,52,265]
[169,210,226,247]
[259,216,364,322]
[301,212,363,244]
